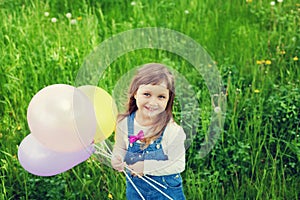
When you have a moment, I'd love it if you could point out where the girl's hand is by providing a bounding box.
[128,161,144,176]
[111,154,125,172]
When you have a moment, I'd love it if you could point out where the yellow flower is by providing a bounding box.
[108,193,113,199]
[246,0,253,3]
[254,89,260,93]
[265,60,272,65]
[256,60,262,65]
[293,56,298,61]
[280,50,286,55]
[77,16,82,21]
[17,125,21,130]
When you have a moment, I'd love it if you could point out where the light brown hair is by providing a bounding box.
[118,63,175,147]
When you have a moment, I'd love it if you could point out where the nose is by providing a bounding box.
[149,97,158,106]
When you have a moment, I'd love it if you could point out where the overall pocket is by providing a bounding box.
[162,174,183,188]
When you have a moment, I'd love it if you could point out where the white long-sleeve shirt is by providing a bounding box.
[112,117,186,176]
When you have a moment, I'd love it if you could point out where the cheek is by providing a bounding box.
[160,100,169,108]
[135,96,145,105]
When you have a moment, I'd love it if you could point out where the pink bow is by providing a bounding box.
[129,130,144,143]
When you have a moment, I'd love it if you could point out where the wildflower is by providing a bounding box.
[277,0,283,3]
[256,60,263,65]
[66,13,72,19]
[131,1,136,6]
[270,1,275,6]
[70,19,77,24]
[51,17,57,23]
[214,106,221,113]
[265,60,272,65]
[184,10,189,14]
[108,193,113,199]
[0,133,2,138]
[280,50,286,55]
[17,125,21,130]
[246,0,253,3]
[293,56,298,61]
[44,12,50,17]
[254,89,260,93]
[77,16,82,21]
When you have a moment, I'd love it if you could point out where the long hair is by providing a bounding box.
[118,63,175,147]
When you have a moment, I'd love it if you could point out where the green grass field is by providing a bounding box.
[1,0,299,199]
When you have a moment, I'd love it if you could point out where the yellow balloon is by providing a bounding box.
[78,85,118,143]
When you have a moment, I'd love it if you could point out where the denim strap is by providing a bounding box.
[127,111,136,136]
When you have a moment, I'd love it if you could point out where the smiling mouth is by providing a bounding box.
[145,106,158,112]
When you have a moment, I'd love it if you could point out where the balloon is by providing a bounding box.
[78,85,118,143]
[18,134,94,176]
[27,84,97,152]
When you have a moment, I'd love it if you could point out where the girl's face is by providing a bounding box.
[134,82,170,121]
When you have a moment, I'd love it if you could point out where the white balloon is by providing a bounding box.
[18,134,94,176]
[27,84,97,152]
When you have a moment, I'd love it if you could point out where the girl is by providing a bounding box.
[111,63,186,200]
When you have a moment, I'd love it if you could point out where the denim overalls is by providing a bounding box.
[124,112,186,200]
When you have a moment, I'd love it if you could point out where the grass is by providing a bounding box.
[1,0,299,199]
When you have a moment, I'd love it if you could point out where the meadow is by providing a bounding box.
[0,0,299,199]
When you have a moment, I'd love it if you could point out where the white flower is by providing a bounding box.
[214,107,221,113]
[66,13,72,19]
[51,17,57,23]
[70,19,77,24]
[44,12,50,17]
[270,1,275,6]
[184,10,189,14]
[277,0,283,2]
[131,1,136,6]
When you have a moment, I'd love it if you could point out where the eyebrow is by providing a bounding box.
[141,90,168,95]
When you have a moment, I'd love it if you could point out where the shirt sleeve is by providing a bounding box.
[112,119,128,160]
[143,123,186,176]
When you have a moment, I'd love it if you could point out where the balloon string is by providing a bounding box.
[124,171,145,200]
[93,142,173,200]
[124,167,173,200]
[95,142,167,189]
[94,145,112,159]
[144,175,167,189]
[102,141,113,154]
[93,145,145,199]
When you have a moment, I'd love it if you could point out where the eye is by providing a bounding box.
[158,95,166,99]
[143,93,150,97]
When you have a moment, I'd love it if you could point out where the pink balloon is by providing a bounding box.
[27,84,97,152]
[18,134,94,176]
